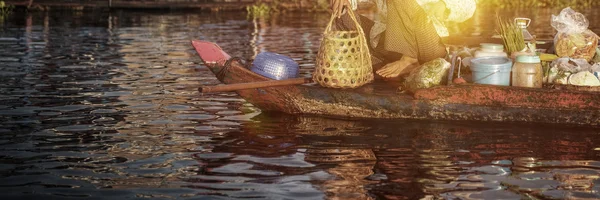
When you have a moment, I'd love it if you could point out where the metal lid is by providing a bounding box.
[480,43,504,51]
[516,55,541,63]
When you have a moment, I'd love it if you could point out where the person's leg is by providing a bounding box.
[376,0,447,78]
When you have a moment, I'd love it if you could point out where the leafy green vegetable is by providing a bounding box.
[402,58,451,93]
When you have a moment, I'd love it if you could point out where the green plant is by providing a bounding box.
[496,16,525,55]
[0,1,14,19]
[247,3,271,18]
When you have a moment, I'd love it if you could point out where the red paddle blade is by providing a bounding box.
[191,40,231,65]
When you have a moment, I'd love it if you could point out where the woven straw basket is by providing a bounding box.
[313,9,373,89]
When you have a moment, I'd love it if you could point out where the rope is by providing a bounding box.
[216,57,249,81]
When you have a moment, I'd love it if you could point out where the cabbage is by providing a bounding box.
[401,58,451,93]
[569,71,600,86]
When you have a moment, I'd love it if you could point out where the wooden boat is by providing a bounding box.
[192,40,600,127]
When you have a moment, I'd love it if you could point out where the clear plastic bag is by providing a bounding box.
[547,58,586,84]
[552,7,599,61]
[552,57,591,73]
[401,58,451,93]
[546,57,600,85]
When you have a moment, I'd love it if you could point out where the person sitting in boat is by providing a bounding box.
[330,0,476,78]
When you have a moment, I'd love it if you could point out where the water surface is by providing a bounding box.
[0,8,599,199]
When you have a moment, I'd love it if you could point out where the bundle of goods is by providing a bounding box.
[552,7,599,62]
[544,58,600,87]
[402,58,451,93]
[538,7,600,88]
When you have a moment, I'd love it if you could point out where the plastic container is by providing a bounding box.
[512,55,543,88]
[470,57,513,86]
[251,52,299,80]
[474,43,508,58]
[515,18,534,41]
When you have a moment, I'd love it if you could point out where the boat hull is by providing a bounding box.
[192,40,600,126]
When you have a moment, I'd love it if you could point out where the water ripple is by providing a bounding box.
[1,8,600,200]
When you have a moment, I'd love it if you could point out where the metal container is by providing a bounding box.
[251,52,299,80]
[470,57,513,86]
[512,55,542,88]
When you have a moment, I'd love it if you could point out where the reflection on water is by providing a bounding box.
[0,7,599,199]
[194,114,600,199]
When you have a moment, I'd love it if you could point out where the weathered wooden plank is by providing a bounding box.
[413,84,600,110]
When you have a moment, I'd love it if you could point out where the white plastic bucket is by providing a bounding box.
[470,57,512,86]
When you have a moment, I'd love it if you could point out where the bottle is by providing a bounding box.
[474,43,508,58]
[515,18,534,41]
[512,55,543,88]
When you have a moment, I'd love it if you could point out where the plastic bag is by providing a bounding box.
[547,58,588,84]
[592,47,600,63]
[402,58,451,93]
[591,63,600,80]
[552,7,599,61]
[551,57,591,73]
[546,57,600,85]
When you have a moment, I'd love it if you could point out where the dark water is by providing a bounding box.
[0,7,599,200]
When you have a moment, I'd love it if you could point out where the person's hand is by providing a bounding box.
[376,56,420,78]
[330,0,351,18]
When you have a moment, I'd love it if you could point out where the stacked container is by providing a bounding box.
[474,43,508,58]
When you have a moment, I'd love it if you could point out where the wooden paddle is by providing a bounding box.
[198,77,313,93]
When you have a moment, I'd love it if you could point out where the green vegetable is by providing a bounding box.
[496,16,526,55]
[569,71,600,86]
[402,58,451,93]
[592,47,600,63]
[554,71,571,85]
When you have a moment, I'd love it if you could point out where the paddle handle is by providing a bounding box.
[199,77,313,93]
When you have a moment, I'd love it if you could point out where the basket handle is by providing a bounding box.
[321,7,373,84]
[323,7,366,36]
